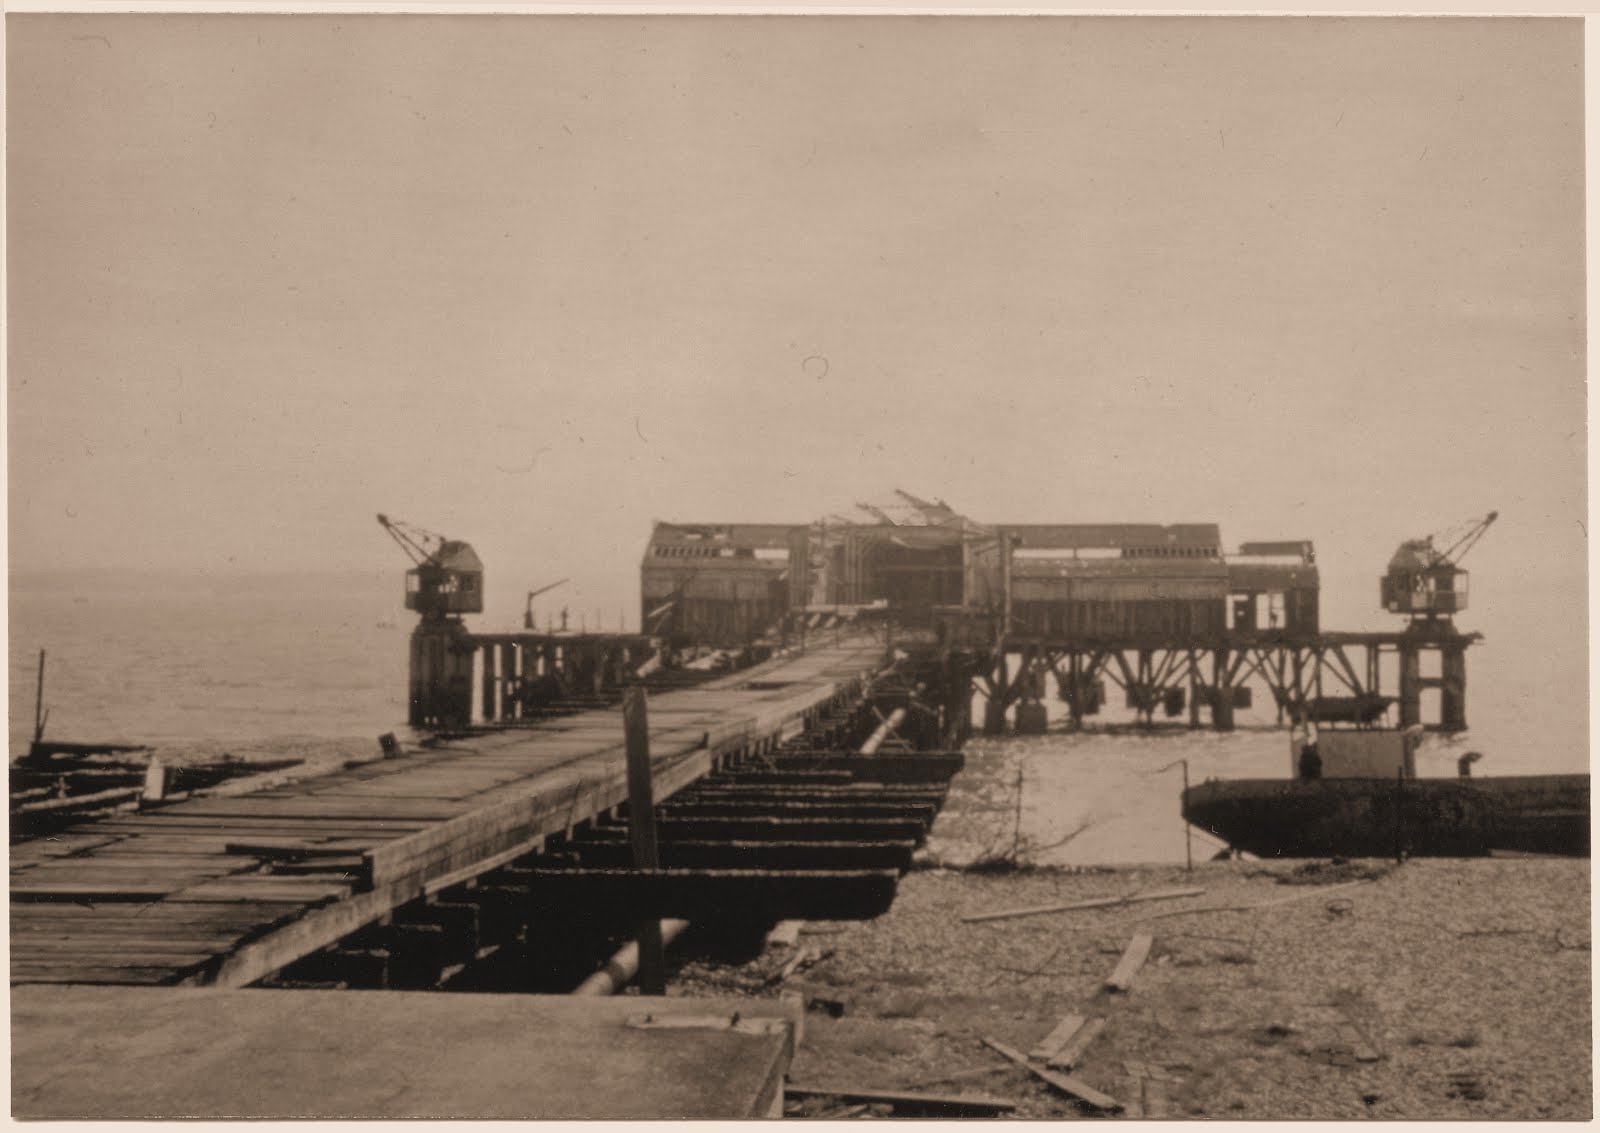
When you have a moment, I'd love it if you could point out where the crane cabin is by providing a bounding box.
[1380,511,1497,622]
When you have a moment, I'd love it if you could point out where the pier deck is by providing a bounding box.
[11,637,886,990]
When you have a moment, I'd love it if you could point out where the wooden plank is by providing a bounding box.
[12,882,174,902]
[1046,1017,1106,1072]
[196,880,420,989]
[19,855,240,870]
[85,818,430,835]
[12,926,247,946]
[1105,934,1154,993]
[224,839,376,858]
[1030,1013,1086,1062]
[1143,1075,1171,1118]
[174,879,352,904]
[159,800,467,820]
[783,1083,1015,1117]
[980,1037,1122,1113]
[765,920,805,949]
[963,888,1205,925]
[11,966,185,984]
[14,897,303,919]
[12,946,218,966]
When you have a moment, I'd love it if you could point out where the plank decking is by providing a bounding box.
[11,638,886,989]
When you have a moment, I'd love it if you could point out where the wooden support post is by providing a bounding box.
[1398,644,1421,729]
[985,649,1009,736]
[1067,652,1083,731]
[1187,650,1201,730]
[1441,640,1468,732]
[500,642,516,721]
[481,642,497,724]
[1211,648,1234,732]
[623,685,666,994]
[32,649,47,747]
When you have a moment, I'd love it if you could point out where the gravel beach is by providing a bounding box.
[671,857,1592,1120]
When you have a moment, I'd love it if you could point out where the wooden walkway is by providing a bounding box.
[11,638,886,990]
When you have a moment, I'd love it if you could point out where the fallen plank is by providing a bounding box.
[1143,1074,1171,1118]
[963,887,1206,925]
[1030,1013,1086,1062]
[1104,934,1154,993]
[1046,1017,1106,1072]
[783,1083,1015,1117]
[1127,879,1375,924]
[765,920,805,948]
[766,946,818,987]
[980,1037,1122,1114]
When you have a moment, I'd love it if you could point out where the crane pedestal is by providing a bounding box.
[409,616,475,730]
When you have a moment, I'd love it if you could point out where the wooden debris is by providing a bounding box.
[981,1036,1123,1113]
[1030,1012,1086,1062]
[963,887,1206,925]
[902,1065,1010,1091]
[766,919,805,948]
[142,759,169,803]
[1128,879,1373,924]
[1122,1062,1172,1118]
[1047,1017,1106,1071]
[771,945,814,985]
[784,1083,1016,1117]
[1104,934,1154,993]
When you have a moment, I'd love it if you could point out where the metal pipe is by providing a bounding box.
[858,707,907,755]
[571,919,691,996]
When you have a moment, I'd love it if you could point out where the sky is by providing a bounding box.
[6,14,1586,642]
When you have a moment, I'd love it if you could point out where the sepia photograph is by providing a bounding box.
[7,8,1590,1120]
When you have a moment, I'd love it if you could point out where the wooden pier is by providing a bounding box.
[10,636,890,990]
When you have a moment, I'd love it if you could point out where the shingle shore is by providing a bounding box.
[671,857,1592,1120]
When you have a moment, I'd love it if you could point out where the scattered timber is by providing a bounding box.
[980,1036,1123,1114]
[1047,1017,1107,1072]
[1127,879,1375,924]
[1030,1013,1087,1062]
[784,1083,1016,1118]
[1104,934,1154,993]
[962,887,1206,924]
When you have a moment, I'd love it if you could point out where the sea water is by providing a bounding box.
[8,570,411,772]
[9,569,1589,865]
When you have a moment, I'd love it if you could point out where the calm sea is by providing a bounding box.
[9,569,1588,864]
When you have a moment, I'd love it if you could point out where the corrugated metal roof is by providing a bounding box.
[649,523,800,548]
[1227,562,1320,589]
[1238,540,1315,559]
[1005,524,1222,550]
[1012,557,1229,580]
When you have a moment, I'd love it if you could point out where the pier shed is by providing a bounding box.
[641,523,796,646]
[1003,524,1229,645]
[1226,540,1320,636]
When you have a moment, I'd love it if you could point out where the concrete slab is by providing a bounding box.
[13,987,799,1119]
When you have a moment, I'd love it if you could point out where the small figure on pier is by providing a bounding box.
[1402,723,1426,777]
[1294,713,1322,780]
[1458,750,1483,778]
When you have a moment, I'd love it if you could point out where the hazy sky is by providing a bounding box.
[7,15,1585,636]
